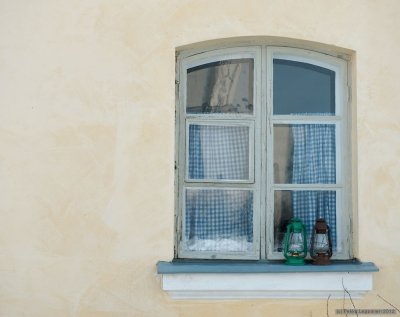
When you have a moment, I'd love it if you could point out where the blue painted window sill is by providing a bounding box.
[157,259,378,274]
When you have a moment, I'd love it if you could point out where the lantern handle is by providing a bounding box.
[302,223,307,256]
[283,223,292,260]
[327,224,333,257]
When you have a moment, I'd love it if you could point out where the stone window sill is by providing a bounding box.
[157,260,378,300]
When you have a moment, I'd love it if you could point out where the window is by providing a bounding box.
[175,45,352,260]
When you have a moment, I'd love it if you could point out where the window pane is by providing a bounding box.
[188,124,250,181]
[187,59,254,114]
[184,188,253,252]
[274,190,336,252]
[273,59,335,115]
[274,124,336,184]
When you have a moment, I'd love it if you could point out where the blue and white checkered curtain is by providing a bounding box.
[186,125,253,248]
[185,189,253,242]
[291,124,337,248]
[188,125,204,179]
[188,125,249,180]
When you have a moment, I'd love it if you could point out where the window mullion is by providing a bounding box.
[264,46,275,259]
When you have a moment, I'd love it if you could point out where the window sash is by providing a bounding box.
[265,47,351,260]
[177,47,262,260]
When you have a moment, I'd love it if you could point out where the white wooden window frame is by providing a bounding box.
[175,45,352,260]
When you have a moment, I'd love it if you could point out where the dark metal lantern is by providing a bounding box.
[310,218,333,265]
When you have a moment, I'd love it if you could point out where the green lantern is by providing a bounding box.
[284,218,307,265]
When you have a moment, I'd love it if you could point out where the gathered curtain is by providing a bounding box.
[291,123,337,248]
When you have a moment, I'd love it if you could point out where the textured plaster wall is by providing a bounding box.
[0,0,399,316]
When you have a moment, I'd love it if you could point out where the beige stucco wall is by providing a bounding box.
[1,0,399,316]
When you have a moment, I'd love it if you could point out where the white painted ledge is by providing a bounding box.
[157,261,378,300]
[161,272,374,300]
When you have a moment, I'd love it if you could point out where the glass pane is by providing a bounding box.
[184,188,253,252]
[274,190,336,252]
[187,59,254,114]
[188,124,250,181]
[274,124,336,184]
[273,59,335,115]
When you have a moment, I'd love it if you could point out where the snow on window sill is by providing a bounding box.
[157,260,378,300]
[184,237,253,252]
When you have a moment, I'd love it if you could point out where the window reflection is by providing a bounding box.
[187,59,254,114]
